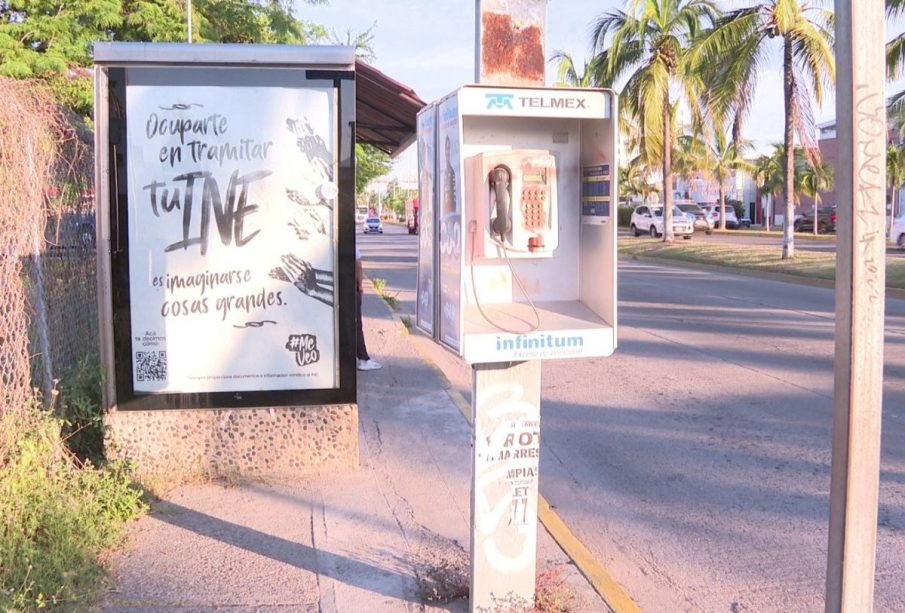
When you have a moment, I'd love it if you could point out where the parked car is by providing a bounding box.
[48,211,96,249]
[794,206,836,234]
[630,204,694,239]
[890,215,905,249]
[739,217,752,228]
[702,204,739,229]
[676,202,714,235]
[364,216,383,234]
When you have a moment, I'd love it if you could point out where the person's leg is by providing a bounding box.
[356,289,369,361]
[356,289,382,371]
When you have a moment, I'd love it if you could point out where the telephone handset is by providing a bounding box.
[489,165,512,238]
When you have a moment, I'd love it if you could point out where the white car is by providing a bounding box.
[364,216,383,234]
[676,202,715,235]
[892,216,905,249]
[630,204,694,239]
[703,204,739,229]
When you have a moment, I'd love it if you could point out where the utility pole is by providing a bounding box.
[826,2,886,611]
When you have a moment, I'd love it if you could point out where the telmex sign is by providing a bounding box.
[458,85,611,119]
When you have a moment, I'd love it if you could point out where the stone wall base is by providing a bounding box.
[105,404,358,485]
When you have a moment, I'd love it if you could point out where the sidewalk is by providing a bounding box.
[100,283,608,612]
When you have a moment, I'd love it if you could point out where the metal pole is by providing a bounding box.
[826,2,887,611]
[187,0,193,43]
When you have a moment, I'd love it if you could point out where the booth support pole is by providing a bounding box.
[470,360,541,612]
[826,2,886,611]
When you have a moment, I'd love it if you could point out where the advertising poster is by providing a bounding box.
[438,97,462,350]
[416,107,436,334]
[125,84,338,393]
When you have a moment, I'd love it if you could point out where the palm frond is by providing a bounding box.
[789,13,835,106]
[888,33,905,80]
[889,0,905,18]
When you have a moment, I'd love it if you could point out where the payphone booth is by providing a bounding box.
[417,84,617,362]
[416,84,618,610]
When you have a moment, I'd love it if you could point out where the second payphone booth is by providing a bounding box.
[416,83,619,610]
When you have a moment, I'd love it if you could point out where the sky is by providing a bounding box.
[296,1,899,181]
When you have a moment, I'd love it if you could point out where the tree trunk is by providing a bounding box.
[719,180,726,230]
[765,193,771,232]
[814,199,819,236]
[663,92,674,243]
[782,37,796,258]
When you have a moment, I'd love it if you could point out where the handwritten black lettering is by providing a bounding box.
[143,169,271,255]
[146,112,229,144]
[854,84,886,305]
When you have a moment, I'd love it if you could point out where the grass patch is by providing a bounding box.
[618,237,905,290]
[0,401,146,611]
[371,277,400,310]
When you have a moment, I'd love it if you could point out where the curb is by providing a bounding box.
[369,290,640,613]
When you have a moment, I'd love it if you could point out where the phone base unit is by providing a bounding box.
[469,150,558,260]
[418,85,618,365]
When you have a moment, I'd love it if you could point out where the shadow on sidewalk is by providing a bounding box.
[151,500,428,606]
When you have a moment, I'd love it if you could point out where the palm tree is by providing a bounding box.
[622,156,661,204]
[591,0,720,243]
[888,144,905,234]
[798,158,834,236]
[752,152,777,231]
[704,129,754,230]
[549,51,604,88]
[888,1,905,86]
[693,0,834,258]
[673,131,707,199]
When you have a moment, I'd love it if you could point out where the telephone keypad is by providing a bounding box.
[521,187,547,229]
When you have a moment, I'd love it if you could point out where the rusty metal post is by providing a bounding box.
[475,0,546,86]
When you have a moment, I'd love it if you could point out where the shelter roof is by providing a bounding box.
[355,60,426,158]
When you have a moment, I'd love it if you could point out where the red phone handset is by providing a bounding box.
[489,165,512,239]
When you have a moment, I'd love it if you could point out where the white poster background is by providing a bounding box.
[126,85,337,393]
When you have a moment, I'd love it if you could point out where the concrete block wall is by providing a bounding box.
[105,404,358,483]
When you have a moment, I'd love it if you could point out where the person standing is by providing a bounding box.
[356,245,382,371]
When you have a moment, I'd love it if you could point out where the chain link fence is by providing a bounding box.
[1,78,97,414]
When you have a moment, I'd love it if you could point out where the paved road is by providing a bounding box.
[359,225,905,612]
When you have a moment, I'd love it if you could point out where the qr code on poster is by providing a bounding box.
[135,351,168,382]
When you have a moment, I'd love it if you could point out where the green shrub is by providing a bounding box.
[617,205,635,227]
[55,357,105,465]
[0,403,146,611]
